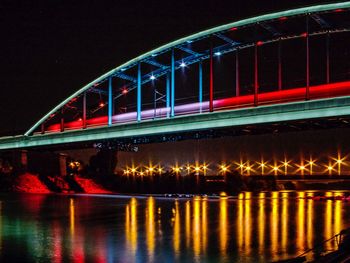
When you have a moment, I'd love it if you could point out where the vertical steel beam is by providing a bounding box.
[137,62,142,122]
[199,60,203,113]
[108,76,113,126]
[278,38,282,91]
[83,92,87,129]
[326,31,330,84]
[60,108,64,132]
[254,43,259,106]
[306,16,310,100]
[166,72,170,118]
[209,41,214,112]
[153,85,156,119]
[171,49,175,117]
[236,49,240,96]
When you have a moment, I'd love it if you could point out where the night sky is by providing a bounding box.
[0,0,330,135]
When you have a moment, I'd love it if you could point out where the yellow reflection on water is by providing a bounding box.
[219,197,228,255]
[296,195,305,252]
[125,198,138,254]
[202,199,207,253]
[69,198,75,235]
[244,197,251,255]
[270,192,279,258]
[307,197,313,249]
[281,192,288,252]
[185,201,191,248]
[173,201,180,254]
[258,195,265,253]
[237,197,243,252]
[145,197,155,260]
[325,193,333,251]
[193,198,201,256]
[334,200,342,240]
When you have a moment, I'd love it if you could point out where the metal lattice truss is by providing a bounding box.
[25,2,350,136]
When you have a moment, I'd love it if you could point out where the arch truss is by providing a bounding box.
[26,2,350,136]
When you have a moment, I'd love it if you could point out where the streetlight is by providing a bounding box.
[331,153,347,176]
[327,164,334,176]
[220,164,229,175]
[186,164,191,175]
[281,159,291,175]
[307,158,316,175]
[131,167,137,176]
[236,161,245,175]
[158,166,163,175]
[245,165,252,176]
[337,159,343,175]
[257,159,267,175]
[202,163,208,175]
[272,165,280,176]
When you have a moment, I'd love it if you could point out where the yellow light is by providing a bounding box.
[219,191,227,197]
[202,164,208,171]
[309,161,314,165]
[273,166,278,171]
[300,165,305,170]
[260,163,265,167]
[246,166,251,171]
[221,166,227,172]
[131,168,136,173]
[140,172,144,176]
[328,166,333,171]
[195,166,200,172]
[173,166,181,173]
[149,167,154,172]
[239,164,244,169]
[283,162,289,166]
[337,159,343,164]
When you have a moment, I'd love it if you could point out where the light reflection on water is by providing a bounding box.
[0,192,349,262]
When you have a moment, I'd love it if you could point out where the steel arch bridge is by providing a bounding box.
[1,2,350,150]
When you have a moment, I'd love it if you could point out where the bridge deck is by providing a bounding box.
[1,94,350,150]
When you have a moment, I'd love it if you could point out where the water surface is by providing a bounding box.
[0,191,349,262]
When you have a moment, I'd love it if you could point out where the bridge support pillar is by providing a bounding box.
[166,72,170,117]
[209,42,214,112]
[12,150,28,174]
[236,49,240,96]
[305,16,310,100]
[278,38,282,90]
[171,48,175,117]
[137,62,142,122]
[254,43,259,106]
[59,153,68,177]
[108,76,113,126]
[199,60,203,113]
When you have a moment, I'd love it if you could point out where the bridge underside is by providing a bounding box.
[1,95,350,150]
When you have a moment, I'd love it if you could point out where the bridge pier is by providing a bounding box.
[11,150,28,174]
[58,153,68,177]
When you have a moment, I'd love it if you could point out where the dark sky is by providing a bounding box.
[0,0,331,135]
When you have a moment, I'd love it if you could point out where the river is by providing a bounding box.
[0,191,349,262]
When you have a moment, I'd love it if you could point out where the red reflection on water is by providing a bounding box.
[19,193,47,213]
[52,221,62,263]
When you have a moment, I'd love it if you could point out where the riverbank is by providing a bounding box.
[1,172,350,195]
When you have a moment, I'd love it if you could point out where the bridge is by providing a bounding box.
[1,2,350,150]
